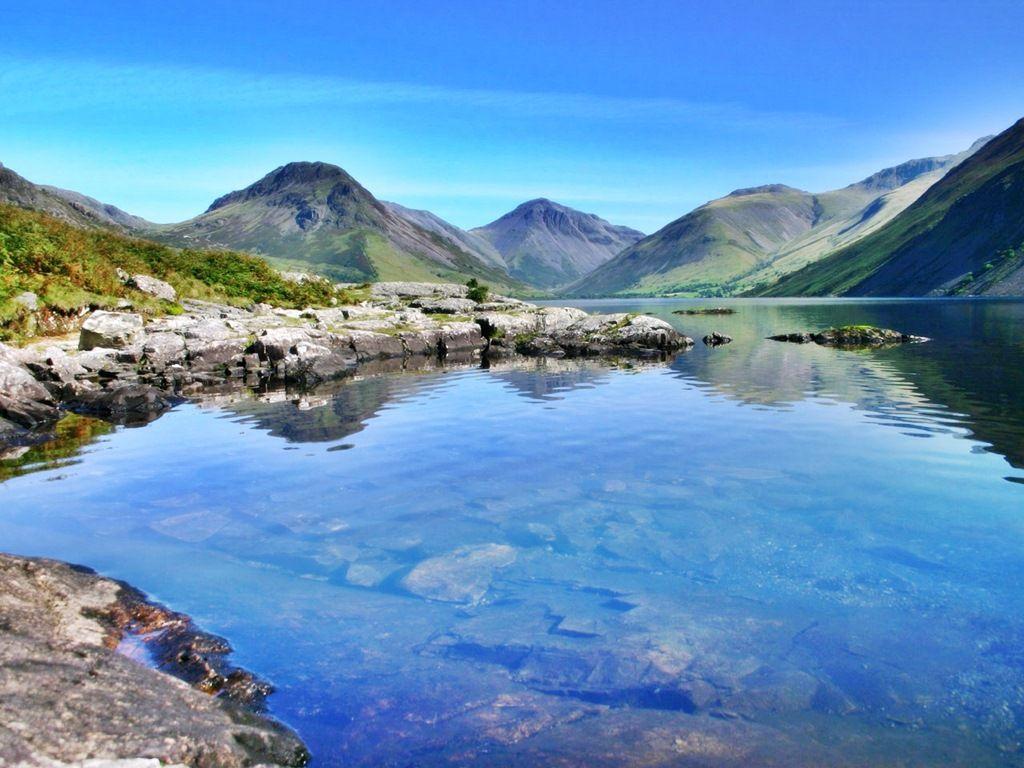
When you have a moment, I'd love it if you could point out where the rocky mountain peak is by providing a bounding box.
[205,161,369,213]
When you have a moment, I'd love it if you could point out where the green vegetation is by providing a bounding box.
[0,203,355,342]
[466,278,489,303]
[756,118,1024,297]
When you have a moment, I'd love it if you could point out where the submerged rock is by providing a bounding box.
[768,326,929,347]
[0,553,308,767]
[402,544,517,605]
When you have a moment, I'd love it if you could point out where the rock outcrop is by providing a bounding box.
[0,283,694,441]
[0,553,308,767]
[768,326,928,347]
[702,332,733,346]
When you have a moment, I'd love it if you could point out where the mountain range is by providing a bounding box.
[2,115,1023,298]
[145,162,518,290]
[756,117,1024,297]
[567,139,990,297]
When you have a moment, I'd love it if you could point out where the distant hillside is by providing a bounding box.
[0,163,147,231]
[567,141,985,297]
[757,118,1024,297]
[470,198,643,288]
[150,162,521,289]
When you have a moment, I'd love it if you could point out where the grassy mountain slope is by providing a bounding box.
[568,144,982,297]
[0,203,346,342]
[567,185,817,296]
[0,164,146,231]
[757,119,1024,297]
[150,162,522,290]
[470,198,643,289]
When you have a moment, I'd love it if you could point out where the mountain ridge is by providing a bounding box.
[470,198,644,289]
[755,119,1024,297]
[567,139,988,297]
[148,161,523,289]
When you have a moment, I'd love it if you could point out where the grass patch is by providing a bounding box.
[0,203,354,343]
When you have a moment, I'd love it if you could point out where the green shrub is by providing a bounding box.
[466,278,489,303]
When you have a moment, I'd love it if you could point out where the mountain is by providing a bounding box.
[469,199,644,289]
[755,118,1024,297]
[42,185,152,230]
[0,163,147,231]
[150,162,521,289]
[567,141,986,297]
[382,201,506,270]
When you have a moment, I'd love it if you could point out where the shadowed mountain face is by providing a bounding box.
[471,199,644,289]
[568,141,987,298]
[0,163,148,231]
[148,162,520,288]
[760,119,1024,297]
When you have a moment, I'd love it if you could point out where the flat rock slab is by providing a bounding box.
[402,544,517,605]
[0,553,308,767]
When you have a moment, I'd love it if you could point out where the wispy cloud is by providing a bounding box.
[0,56,839,132]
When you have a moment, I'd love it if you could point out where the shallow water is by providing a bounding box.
[3,298,1024,766]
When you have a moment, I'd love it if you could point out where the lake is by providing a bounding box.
[2,298,1024,767]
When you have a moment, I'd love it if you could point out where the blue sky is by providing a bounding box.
[1,1,1022,232]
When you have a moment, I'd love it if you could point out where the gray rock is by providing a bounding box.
[399,329,443,357]
[768,326,929,347]
[69,384,175,420]
[702,332,732,346]
[0,553,307,767]
[187,338,248,371]
[0,350,59,428]
[348,330,405,361]
[182,319,236,342]
[402,543,517,605]
[79,312,144,351]
[536,306,587,333]
[249,327,319,363]
[142,332,187,366]
[14,291,38,311]
[412,297,478,314]
[550,314,693,356]
[127,274,177,302]
[438,322,484,356]
[370,281,469,299]
[474,312,540,340]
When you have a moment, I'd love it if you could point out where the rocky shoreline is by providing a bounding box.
[0,280,692,442]
[0,552,308,767]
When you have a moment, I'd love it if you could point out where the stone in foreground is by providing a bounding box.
[79,311,145,350]
[768,326,928,347]
[0,553,308,767]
